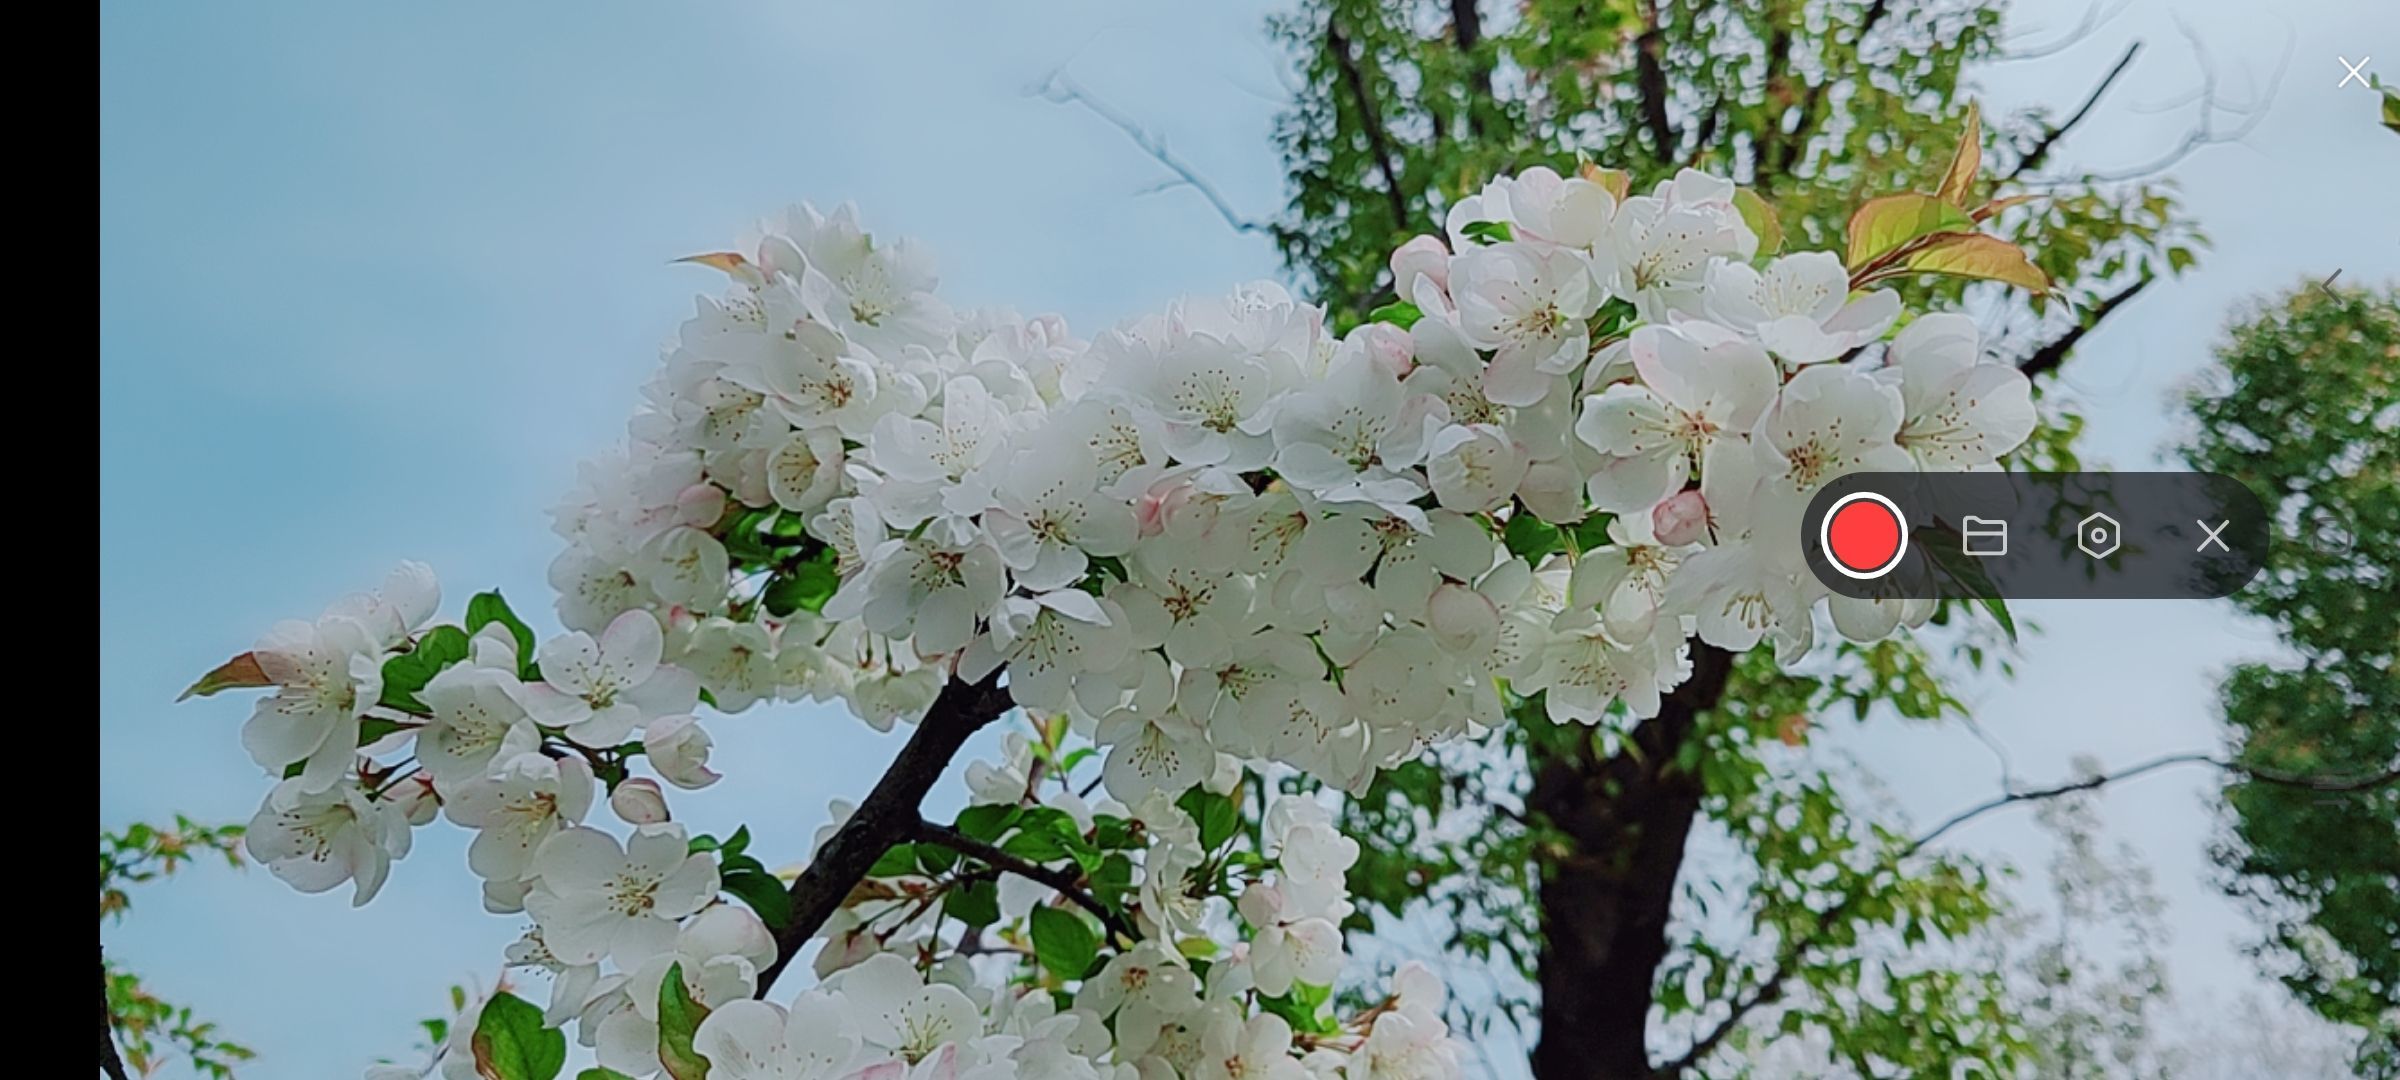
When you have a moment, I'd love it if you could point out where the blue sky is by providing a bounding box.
[100,2,2394,1076]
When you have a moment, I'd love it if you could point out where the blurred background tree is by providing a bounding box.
[1046,0,2380,1075]
[100,819,254,1079]
[2180,281,2400,1077]
[1242,1,2208,1075]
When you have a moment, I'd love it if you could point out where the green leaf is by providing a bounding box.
[995,805,1092,866]
[1255,985,1339,1036]
[1012,806,1079,837]
[1092,815,1141,850]
[943,877,1001,928]
[178,651,271,702]
[917,842,960,875]
[578,1070,637,1080]
[1366,300,1423,328]
[1502,511,1562,561]
[762,550,840,616]
[469,992,565,1080]
[657,963,712,1080]
[719,859,794,932]
[357,717,409,747]
[1844,194,1974,269]
[1459,219,1514,245]
[378,626,471,714]
[718,508,782,567]
[1733,188,1784,255]
[1176,787,1240,850]
[1934,101,1982,207]
[1897,233,2049,292]
[869,843,920,877]
[465,591,539,674]
[954,804,1020,843]
[1978,596,2018,644]
[1089,851,1136,910]
[1915,527,2014,645]
[1590,298,1639,338]
[1566,512,1616,554]
[1002,826,1075,864]
[1030,906,1099,979]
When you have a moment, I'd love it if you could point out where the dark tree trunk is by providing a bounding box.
[1528,643,1734,1079]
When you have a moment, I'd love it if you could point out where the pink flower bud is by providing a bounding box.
[1135,476,1198,539]
[1390,234,1451,292]
[675,484,727,529]
[1353,322,1416,378]
[1652,489,1710,546]
[609,778,671,825]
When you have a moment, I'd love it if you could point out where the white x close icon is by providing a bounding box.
[2338,55,2372,88]
[2196,519,2231,553]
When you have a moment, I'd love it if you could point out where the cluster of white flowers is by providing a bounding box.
[714,781,1454,1080]
[544,168,2029,802]
[202,162,2035,1080]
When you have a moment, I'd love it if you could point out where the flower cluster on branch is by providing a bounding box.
[188,149,2039,1079]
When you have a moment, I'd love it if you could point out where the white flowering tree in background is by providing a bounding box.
[168,117,2054,1080]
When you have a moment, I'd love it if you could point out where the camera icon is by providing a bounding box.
[2076,512,2121,559]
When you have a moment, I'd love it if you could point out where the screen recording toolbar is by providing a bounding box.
[1802,472,2269,601]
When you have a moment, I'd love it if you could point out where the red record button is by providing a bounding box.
[1821,492,1908,580]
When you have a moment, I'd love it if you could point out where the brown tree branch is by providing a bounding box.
[2007,42,2142,179]
[755,672,1016,995]
[100,949,130,1080]
[1685,102,1723,169]
[1653,751,2398,1076]
[1326,16,1414,233]
[1530,643,1735,1079]
[1632,0,1679,163]
[1450,0,1491,139]
[1748,27,1794,180]
[911,818,1139,944]
[2018,275,2152,378]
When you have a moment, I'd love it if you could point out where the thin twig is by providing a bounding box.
[2074,18,2289,183]
[2017,275,2153,378]
[1325,17,1415,232]
[1914,752,2399,851]
[911,818,1139,945]
[2002,0,2133,62]
[1029,71,1275,237]
[2008,42,2143,179]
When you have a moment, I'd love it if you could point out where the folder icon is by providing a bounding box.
[1962,515,2007,557]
